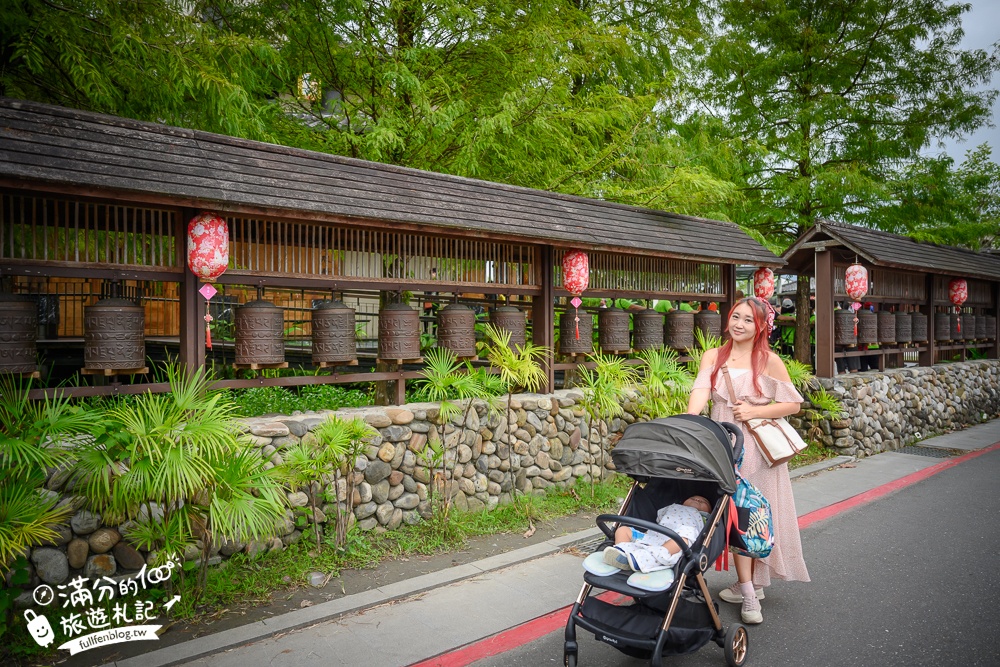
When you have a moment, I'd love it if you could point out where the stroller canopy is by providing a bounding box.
[611,415,739,494]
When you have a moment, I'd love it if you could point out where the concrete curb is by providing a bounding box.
[104,527,603,667]
[790,455,855,479]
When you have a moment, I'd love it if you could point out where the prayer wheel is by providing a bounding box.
[312,300,357,364]
[950,313,962,341]
[235,299,285,366]
[895,313,912,344]
[986,316,997,340]
[0,294,37,374]
[857,310,877,346]
[975,315,987,340]
[911,312,928,343]
[665,311,695,351]
[934,313,951,342]
[962,313,976,340]
[84,297,145,370]
[694,310,722,341]
[632,309,664,351]
[598,307,631,353]
[489,306,526,350]
[559,308,593,355]
[437,304,477,358]
[877,311,896,344]
[378,302,420,360]
[834,310,857,346]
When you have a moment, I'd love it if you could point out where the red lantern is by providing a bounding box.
[949,278,968,307]
[187,212,229,349]
[845,263,869,302]
[753,267,775,300]
[562,250,589,340]
[562,250,590,295]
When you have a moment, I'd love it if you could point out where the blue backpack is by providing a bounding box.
[729,473,774,559]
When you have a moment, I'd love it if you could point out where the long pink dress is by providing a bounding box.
[693,364,811,587]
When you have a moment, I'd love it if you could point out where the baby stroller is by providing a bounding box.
[563,414,748,667]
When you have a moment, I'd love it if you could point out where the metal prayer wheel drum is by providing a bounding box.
[911,312,928,343]
[489,306,526,350]
[950,313,963,341]
[84,297,145,370]
[632,309,664,351]
[665,311,695,351]
[962,313,976,340]
[378,303,420,360]
[975,315,987,340]
[559,309,593,355]
[312,300,357,364]
[857,310,877,346]
[235,300,285,366]
[694,310,721,342]
[0,294,38,373]
[986,316,997,340]
[934,313,951,342]
[598,307,631,353]
[437,304,477,358]
[834,310,857,346]
[895,313,912,344]
[877,312,895,344]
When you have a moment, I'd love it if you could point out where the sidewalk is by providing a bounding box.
[101,420,1000,667]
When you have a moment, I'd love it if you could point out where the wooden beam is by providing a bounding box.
[920,273,936,367]
[533,246,555,393]
[177,208,205,372]
[814,250,835,378]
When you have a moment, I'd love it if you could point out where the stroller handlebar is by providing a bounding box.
[595,514,694,563]
[720,421,744,462]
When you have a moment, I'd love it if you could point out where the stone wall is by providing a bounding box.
[787,360,1000,457]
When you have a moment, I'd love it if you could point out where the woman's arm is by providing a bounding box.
[731,353,802,421]
[686,348,717,415]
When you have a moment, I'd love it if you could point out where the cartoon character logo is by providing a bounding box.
[24,610,55,647]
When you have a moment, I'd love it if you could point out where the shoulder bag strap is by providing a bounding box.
[721,365,740,411]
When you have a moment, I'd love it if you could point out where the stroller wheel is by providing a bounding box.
[724,624,748,667]
[563,651,577,667]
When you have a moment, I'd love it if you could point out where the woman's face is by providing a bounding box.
[728,302,757,343]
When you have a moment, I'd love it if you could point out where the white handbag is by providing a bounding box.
[722,366,807,467]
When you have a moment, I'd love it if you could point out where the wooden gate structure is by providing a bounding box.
[0,98,781,401]
[781,220,1000,378]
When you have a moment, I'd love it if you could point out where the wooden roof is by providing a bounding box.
[0,98,781,267]
[782,220,1000,281]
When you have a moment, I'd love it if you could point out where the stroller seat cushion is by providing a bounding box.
[582,551,620,577]
[627,569,675,592]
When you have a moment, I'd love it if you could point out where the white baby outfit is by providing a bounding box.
[615,504,707,573]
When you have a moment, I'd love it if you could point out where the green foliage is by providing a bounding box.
[634,347,694,420]
[231,384,372,417]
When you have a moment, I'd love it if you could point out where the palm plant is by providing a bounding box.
[687,326,723,375]
[778,354,845,443]
[71,363,287,592]
[278,415,374,551]
[635,347,694,420]
[576,353,639,496]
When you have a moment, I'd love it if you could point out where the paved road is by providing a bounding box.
[468,446,1000,667]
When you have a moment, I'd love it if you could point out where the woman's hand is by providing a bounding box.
[731,401,757,422]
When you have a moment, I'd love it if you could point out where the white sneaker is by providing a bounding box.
[741,595,763,624]
[718,582,765,604]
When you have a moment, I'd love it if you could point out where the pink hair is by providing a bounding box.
[710,297,773,395]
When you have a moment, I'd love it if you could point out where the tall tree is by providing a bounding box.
[701,0,998,362]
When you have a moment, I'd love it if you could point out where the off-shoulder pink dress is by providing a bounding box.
[693,364,811,587]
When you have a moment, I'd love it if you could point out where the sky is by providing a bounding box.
[932,0,1000,162]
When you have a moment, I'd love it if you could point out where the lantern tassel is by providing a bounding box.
[574,308,580,339]
[204,308,214,350]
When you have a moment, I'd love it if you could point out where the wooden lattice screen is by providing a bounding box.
[933,275,992,306]
[1,193,178,268]
[227,215,538,288]
[553,250,723,296]
[833,265,927,301]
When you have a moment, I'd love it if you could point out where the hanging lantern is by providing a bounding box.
[187,212,230,350]
[562,250,589,340]
[753,267,775,300]
[845,263,869,337]
[949,278,968,335]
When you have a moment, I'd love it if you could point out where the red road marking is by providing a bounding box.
[411,440,1000,667]
[797,441,1000,530]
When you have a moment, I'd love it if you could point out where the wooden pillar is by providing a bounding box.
[814,250,834,378]
[533,246,555,393]
[720,263,736,319]
[920,273,936,367]
[990,281,999,360]
[177,209,205,373]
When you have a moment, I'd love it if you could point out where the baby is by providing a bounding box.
[603,495,712,573]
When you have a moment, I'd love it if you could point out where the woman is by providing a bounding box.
[687,297,809,625]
